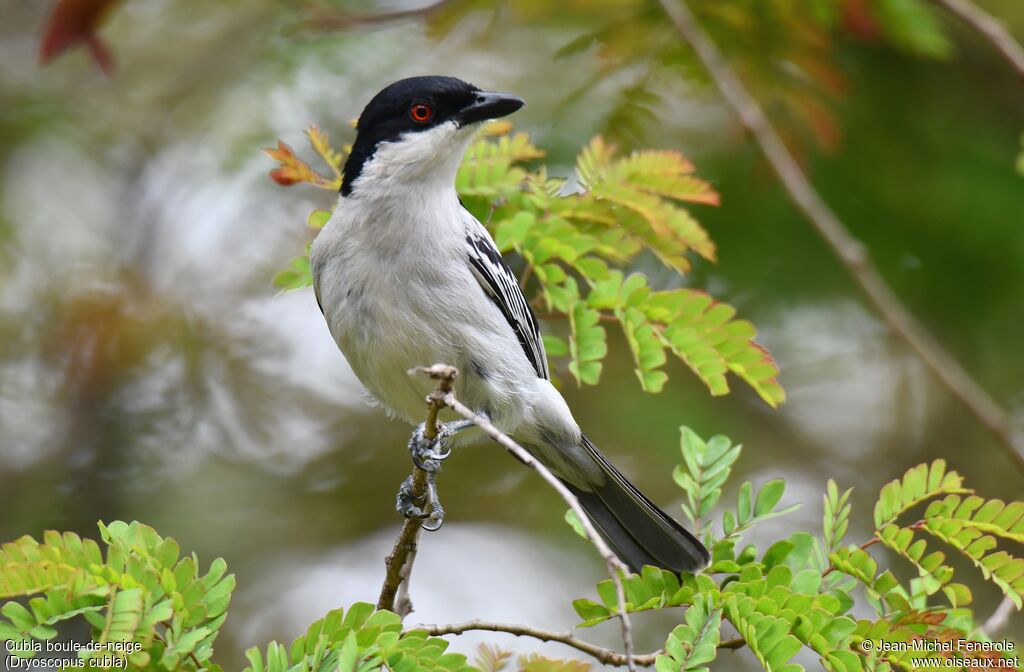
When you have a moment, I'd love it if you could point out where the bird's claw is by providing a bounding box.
[421,477,445,531]
[407,422,453,472]
[396,475,428,519]
[395,473,446,531]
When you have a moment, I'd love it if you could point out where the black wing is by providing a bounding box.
[462,209,548,380]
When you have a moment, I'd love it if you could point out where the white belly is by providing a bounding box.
[326,261,468,422]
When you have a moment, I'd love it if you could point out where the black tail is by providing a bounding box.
[567,436,709,574]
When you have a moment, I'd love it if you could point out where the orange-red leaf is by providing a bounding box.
[263,139,340,190]
[39,0,122,73]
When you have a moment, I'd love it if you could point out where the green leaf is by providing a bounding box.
[274,254,313,290]
[656,593,721,671]
[307,209,331,229]
[823,480,854,557]
[673,427,741,536]
[336,631,360,672]
[542,335,569,357]
[762,540,795,568]
[873,460,968,529]
[563,510,587,540]
[566,278,606,386]
[657,290,784,406]
[617,296,669,392]
[721,480,800,541]
[755,480,786,517]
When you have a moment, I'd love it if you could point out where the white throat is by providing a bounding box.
[347,121,478,202]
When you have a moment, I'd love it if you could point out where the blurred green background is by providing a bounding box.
[1,0,1022,668]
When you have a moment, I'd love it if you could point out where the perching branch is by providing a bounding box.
[407,619,747,667]
[657,0,1024,474]
[931,0,1024,80]
[382,364,638,671]
[376,365,455,616]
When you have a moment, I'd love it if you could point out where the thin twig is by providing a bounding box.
[413,620,657,667]
[719,636,745,650]
[408,620,747,667]
[291,0,449,33]
[931,0,1024,80]
[980,596,1015,638]
[403,367,636,671]
[657,0,1024,473]
[377,366,457,617]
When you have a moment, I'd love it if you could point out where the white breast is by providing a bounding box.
[310,190,534,435]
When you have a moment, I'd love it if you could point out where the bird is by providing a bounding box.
[310,75,709,574]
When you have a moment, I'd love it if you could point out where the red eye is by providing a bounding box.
[410,103,433,122]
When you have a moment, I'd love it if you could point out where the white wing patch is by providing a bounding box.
[462,208,549,380]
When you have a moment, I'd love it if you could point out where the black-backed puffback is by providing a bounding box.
[312,76,709,575]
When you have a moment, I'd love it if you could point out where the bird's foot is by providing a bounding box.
[395,473,445,531]
[407,419,474,471]
[407,424,448,473]
[396,475,428,519]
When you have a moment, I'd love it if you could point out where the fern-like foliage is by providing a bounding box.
[674,427,742,538]
[921,519,1024,609]
[823,459,1024,669]
[570,438,1022,672]
[924,494,1024,544]
[872,460,969,529]
[0,521,233,670]
[822,479,854,557]
[874,524,968,605]
[244,603,476,672]
[656,593,721,672]
[719,479,801,542]
[265,125,784,407]
[833,460,1024,611]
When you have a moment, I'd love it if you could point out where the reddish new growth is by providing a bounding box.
[264,126,345,190]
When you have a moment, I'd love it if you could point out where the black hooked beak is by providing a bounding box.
[455,91,526,126]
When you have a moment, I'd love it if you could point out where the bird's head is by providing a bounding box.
[340,76,525,197]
